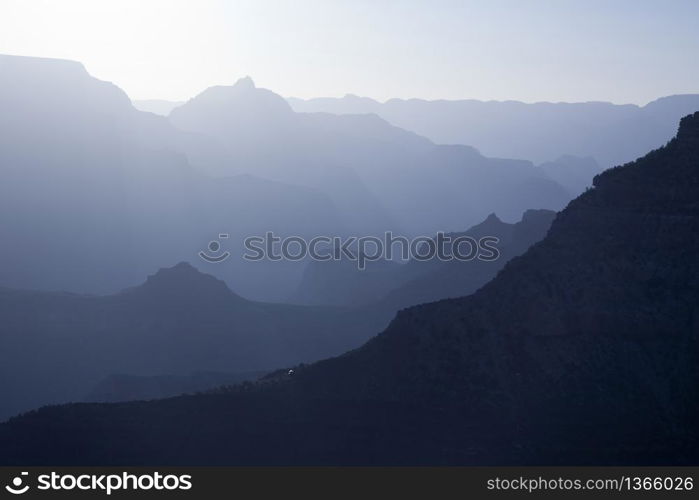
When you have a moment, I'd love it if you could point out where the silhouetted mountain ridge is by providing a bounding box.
[168,73,572,236]
[0,55,351,300]
[0,54,576,303]
[0,262,393,421]
[122,262,245,304]
[170,77,297,141]
[2,115,696,464]
[289,93,699,167]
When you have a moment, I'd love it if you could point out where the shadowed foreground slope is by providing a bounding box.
[1,115,698,465]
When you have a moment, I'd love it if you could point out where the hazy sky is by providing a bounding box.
[1,0,698,104]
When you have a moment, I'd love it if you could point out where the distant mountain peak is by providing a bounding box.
[144,261,222,287]
[233,76,255,90]
[466,211,509,235]
[154,261,199,274]
[169,76,295,137]
[123,262,244,304]
[342,93,377,103]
